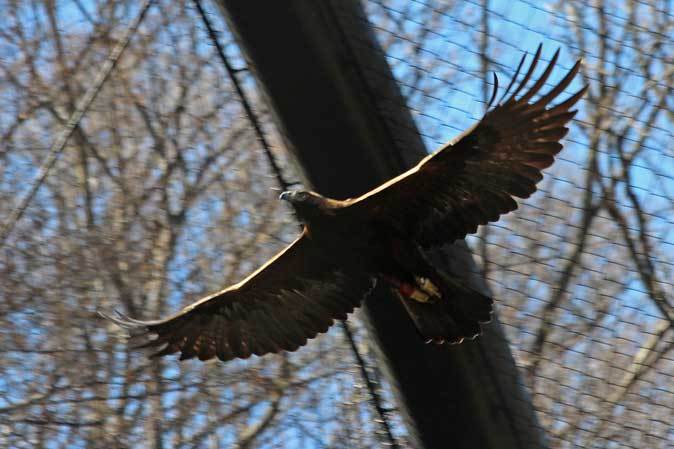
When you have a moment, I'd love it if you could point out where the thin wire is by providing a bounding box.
[0,0,155,248]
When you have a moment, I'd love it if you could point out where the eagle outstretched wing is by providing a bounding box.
[346,45,587,248]
[102,229,375,362]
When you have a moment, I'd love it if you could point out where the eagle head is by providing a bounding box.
[279,190,335,222]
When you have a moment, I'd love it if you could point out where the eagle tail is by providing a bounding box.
[398,275,493,344]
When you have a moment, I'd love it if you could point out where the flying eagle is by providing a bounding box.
[103,46,586,362]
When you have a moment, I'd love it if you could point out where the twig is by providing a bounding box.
[341,321,400,449]
[192,0,296,192]
[0,0,155,248]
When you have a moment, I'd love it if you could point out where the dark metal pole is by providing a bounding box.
[215,1,546,447]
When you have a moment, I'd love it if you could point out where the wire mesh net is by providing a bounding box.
[0,0,672,448]
[0,2,399,447]
[357,0,674,447]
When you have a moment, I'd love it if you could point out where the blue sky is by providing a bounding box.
[1,0,672,447]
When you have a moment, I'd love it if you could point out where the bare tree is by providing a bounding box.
[1,0,672,448]
[0,1,403,447]
[368,0,674,447]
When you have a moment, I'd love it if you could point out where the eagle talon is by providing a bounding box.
[416,277,441,298]
[409,289,431,303]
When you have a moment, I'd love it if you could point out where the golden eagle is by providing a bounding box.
[103,47,586,362]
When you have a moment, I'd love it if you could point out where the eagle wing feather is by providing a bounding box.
[102,230,375,362]
[345,45,587,248]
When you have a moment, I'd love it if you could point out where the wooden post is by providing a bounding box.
[216,1,546,447]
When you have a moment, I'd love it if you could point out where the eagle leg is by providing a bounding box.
[382,275,438,303]
[382,241,494,344]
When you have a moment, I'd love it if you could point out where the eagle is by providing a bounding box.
[102,46,586,362]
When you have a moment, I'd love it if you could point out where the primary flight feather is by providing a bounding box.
[102,46,586,362]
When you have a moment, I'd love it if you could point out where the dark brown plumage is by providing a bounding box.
[102,46,586,362]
